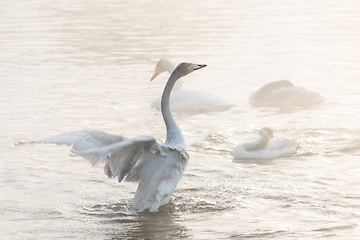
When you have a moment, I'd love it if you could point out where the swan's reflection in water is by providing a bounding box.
[82,201,190,239]
[130,206,189,239]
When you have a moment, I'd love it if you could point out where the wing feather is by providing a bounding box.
[76,135,169,182]
[39,130,127,148]
[39,131,186,185]
[38,130,128,166]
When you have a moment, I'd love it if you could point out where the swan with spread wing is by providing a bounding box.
[38,62,206,212]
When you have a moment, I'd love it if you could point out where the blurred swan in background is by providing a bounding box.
[150,58,235,113]
[37,62,207,212]
[233,128,299,159]
[249,80,326,107]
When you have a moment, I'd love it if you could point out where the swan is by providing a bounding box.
[233,128,299,159]
[249,80,326,107]
[150,58,235,112]
[37,62,207,212]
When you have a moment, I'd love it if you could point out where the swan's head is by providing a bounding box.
[260,127,274,138]
[173,62,207,78]
[277,80,294,88]
[150,58,175,81]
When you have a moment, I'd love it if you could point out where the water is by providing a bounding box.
[1,0,360,239]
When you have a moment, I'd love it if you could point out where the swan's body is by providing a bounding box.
[150,58,235,112]
[38,62,206,212]
[233,128,299,159]
[249,80,326,107]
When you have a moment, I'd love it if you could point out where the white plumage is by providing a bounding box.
[233,128,299,159]
[249,80,326,107]
[38,62,207,212]
[150,58,235,112]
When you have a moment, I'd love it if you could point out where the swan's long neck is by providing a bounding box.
[161,72,185,147]
[244,132,270,151]
[164,61,183,91]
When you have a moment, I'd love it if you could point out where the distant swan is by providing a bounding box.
[233,128,299,159]
[249,80,326,107]
[37,62,207,212]
[150,58,235,112]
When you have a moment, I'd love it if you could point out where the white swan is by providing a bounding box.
[37,62,207,212]
[150,58,235,112]
[233,128,299,159]
[249,80,326,107]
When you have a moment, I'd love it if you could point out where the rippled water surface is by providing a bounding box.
[1,0,360,239]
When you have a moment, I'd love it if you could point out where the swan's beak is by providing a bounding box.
[150,67,160,81]
[193,64,207,70]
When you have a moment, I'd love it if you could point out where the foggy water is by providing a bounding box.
[1,0,360,239]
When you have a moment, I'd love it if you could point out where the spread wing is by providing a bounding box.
[38,130,128,170]
[39,131,186,183]
[39,130,128,152]
[77,135,185,183]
